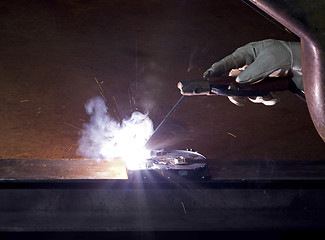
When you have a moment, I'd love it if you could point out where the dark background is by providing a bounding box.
[0,0,324,179]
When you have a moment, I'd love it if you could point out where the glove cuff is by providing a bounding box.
[289,42,302,74]
[288,42,303,90]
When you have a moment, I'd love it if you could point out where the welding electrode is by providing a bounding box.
[146,95,184,145]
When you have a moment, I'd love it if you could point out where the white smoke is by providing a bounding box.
[77,96,154,169]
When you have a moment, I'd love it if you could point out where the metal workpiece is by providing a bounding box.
[1,180,325,231]
[2,157,325,232]
[128,149,210,181]
[246,0,325,141]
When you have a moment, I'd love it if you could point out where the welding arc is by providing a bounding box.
[146,95,185,144]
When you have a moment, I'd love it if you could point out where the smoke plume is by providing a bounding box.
[77,96,154,169]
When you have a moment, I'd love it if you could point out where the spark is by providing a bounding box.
[99,90,108,103]
[181,201,187,214]
[112,95,122,124]
[52,146,58,154]
[63,122,83,131]
[95,77,108,102]
[67,146,73,153]
[94,77,104,93]
[135,39,138,90]
[128,87,133,113]
[184,138,195,141]
[227,132,237,138]
[15,153,30,157]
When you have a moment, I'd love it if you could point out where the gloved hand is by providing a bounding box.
[203,39,302,106]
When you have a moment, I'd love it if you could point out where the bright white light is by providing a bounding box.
[77,97,154,170]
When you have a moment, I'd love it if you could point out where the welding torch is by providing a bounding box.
[177,76,302,98]
[146,75,303,146]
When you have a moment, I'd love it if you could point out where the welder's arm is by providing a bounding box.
[203,39,303,92]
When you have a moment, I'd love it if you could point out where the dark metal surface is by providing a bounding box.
[1,179,325,232]
[2,178,325,189]
[247,0,325,141]
[2,157,325,181]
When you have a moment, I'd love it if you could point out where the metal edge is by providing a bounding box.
[1,178,325,189]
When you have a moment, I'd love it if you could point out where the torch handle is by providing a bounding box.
[209,76,291,97]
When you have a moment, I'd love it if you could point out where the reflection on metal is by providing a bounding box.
[0,150,209,181]
[127,149,210,181]
[0,158,128,180]
[246,0,325,141]
[147,149,206,169]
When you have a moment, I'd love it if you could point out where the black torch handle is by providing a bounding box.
[209,76,291,97]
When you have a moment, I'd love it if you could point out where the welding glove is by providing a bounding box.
[203,39,302,106]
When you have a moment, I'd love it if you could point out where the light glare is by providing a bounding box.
[77,97,154,170]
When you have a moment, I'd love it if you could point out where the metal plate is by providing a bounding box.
[146,149,207,170]
[128,149,210,181]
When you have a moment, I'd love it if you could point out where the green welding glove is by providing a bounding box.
[203,39,302,105]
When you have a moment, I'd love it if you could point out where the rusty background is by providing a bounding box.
[0,0,324,179]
